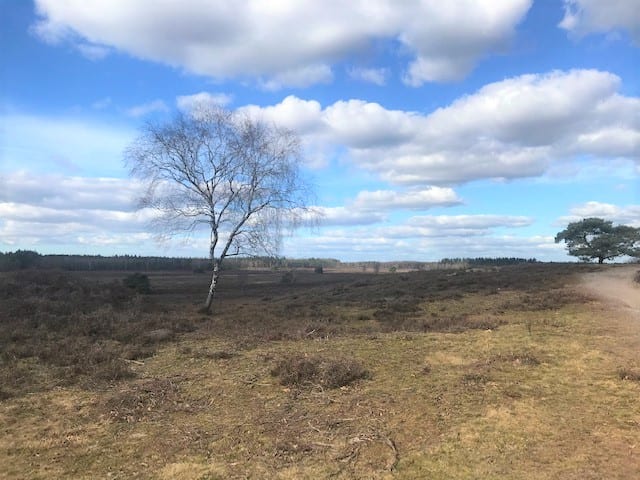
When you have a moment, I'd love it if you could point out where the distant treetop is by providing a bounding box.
[555,217,640,264]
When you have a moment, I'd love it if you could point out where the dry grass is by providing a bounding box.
[2,264,640,478]
[271,354,369,389]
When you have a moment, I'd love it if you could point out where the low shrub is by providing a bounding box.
[271,354,369,388]
[618,367,640,381]
[280,271,295,284]
[123,272,151,294]
[90,358,136,383]
[104,377,182,423]
[0,271,195,397]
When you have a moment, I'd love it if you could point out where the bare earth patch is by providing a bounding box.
[581,265,640,311]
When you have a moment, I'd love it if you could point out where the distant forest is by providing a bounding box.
[0,250,537,272]
[0,250,342,272]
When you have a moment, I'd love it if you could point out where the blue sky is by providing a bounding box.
[1,0,639,261]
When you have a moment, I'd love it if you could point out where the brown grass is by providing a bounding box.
[2,263,640,479]
[271,354,369,388]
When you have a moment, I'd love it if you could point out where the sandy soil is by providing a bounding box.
[581,265,640,312]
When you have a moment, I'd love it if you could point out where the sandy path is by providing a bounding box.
[581,265,640,312]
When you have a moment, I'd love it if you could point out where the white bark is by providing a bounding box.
[204,261,220,312]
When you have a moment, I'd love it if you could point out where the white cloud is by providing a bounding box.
[0,202,150,229]
[323,100,418,148]
[408,214,533,230]
[0,200,156,248]
[313,206,386,227]
[29,7,71,44]
[307,187,462,227]
[284,224,558,262]
[376,214,533,239]
[400,0,532,85]
[0,172,164,252]
[240,70,640,186]
[258,65,334,91]
[126,99,169,117]
[31,0,532,87]
[176,92,233,112]
[352,188,462,210]
[559,202,640,227]
[313,187,462,227]
[275,180,465,234]
[559,0,640,44]
[0,171,143,211]
[348,67,388,86]
[29,7,112,60]
[239,96,324,134]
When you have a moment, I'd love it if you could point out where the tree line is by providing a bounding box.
[439,257,538,267]
[0,251,342,272]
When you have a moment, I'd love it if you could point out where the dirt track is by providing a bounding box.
[581,265,640,311]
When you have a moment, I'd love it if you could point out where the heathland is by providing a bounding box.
[1,263,639,479]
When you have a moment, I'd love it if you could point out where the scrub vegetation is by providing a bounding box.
[2,263,640,479]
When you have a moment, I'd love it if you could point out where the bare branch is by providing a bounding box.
[124,102,316,312]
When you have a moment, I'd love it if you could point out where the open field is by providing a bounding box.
[1,263,640,479]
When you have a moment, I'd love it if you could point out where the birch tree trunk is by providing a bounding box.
[204,261,220,313]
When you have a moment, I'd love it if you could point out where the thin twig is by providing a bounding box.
[123,359,145,365]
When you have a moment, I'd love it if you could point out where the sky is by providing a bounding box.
[1,0,640,262]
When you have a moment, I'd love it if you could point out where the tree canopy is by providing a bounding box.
[125,104,314,312]
[555,218,640,263]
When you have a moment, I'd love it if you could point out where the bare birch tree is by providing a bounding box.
[125,104,313,313]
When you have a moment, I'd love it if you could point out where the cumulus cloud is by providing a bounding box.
[301,187,462,228]
[559,0,640,44]
[399,0,532,84]
[0,172,161,251]
[559,201,640,227]
[258,65,334,91]
[0,171,143,211]
[284,224,557,262]
[31,0,532,87]
[29,8,112,60]
[240,70,640,186]
[239,96,324,134]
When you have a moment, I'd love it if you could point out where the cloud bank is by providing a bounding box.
[241,69,640,185]
[31,0,532,87]
[560,0,640,44]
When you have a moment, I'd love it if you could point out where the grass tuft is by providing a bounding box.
[617,367,640,381]
[271,354,369,388]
